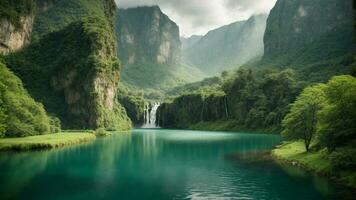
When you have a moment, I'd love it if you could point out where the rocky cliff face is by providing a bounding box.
[3,0,131,130]
[263,0,355,63]
[115,6,203,90]
[116,6,181,66]
[0,0,35,54]
[184,14,268,75]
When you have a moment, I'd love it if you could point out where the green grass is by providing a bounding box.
[0,132,96,151]
[272,141,356,188]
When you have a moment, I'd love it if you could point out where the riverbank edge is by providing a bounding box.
[271,141,356,190]
[188,120,279,134]
[0,132,97,151]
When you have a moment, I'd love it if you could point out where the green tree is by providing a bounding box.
[0,99,7,137]
[0,62,54,137]
[282,84,327,151]
[318,75,356,151]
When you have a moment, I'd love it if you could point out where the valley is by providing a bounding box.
[0,0,355,199]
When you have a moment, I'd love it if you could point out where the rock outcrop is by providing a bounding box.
[0,0,35,54]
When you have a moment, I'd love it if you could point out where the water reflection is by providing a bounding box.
[0,129,353,200]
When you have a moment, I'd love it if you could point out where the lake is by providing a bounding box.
[0,129,352,199]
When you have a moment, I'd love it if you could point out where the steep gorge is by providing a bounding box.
[116,6,204,90]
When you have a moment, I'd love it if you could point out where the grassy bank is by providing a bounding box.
[272,141,356,189]
[0,132,96,151]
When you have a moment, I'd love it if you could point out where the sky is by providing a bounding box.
[115,0,277,37]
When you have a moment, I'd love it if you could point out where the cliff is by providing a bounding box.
[0,0,36,54]
[116,6,203,90]
[184,14,268,75]
[263,0,355,65]
[116,6,180,66]
[3,0,131,130]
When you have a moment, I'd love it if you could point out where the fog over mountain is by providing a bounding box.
[115,0,277,36]
[183,14,268,75]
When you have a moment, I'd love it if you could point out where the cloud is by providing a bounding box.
[115,0,277,37]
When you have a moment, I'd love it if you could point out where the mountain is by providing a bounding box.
[262,0,355,69]
[116,6,204,90]
[1,0,131,130]
[181,35,202,50]
[183,14,268,75]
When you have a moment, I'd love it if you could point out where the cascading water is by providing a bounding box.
[142,102,161,128]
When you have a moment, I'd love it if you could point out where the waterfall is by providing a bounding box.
[142,102,161,128]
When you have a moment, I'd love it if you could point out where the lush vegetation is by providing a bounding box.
[94,128,111,137]
[4,0,131,130]
[121,61,204,91]
[117,82,145,125]
[158,69,305,132]
[0,0,35,30]
[32,0,117,41]
[272,141,356,188]
[0,132,96,151]
[0,62,60,138]
[273,75,356,188]
[282,85,326,151]
[282,75,356,153]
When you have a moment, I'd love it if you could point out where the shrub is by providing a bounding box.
[49,116,61,133]
[94,128,109,137]
[0,62,53,137]
[329,148,356,170]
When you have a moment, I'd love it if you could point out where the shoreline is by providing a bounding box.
[271,141,356,190]
[159,120,280,134]
[0,132,96,151]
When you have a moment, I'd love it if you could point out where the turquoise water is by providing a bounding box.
[0,129,353,199]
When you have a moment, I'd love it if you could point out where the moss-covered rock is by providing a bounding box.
[0,0,36,54]
[3,0,131,130]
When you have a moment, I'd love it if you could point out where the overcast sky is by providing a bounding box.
[115,0,277,37]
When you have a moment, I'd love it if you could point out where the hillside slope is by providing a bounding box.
[260,0,356,80]
[184,14,268,75]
